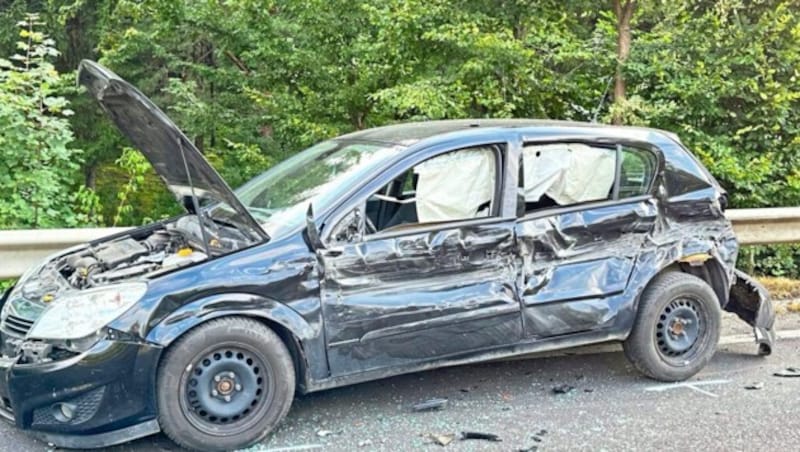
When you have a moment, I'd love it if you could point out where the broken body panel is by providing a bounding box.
[0,62,775,449]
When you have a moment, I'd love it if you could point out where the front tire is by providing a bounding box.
[157,317,295,451]
[623,272,721,382]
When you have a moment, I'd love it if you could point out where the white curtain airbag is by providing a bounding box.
[414,148,495,223]
[522,143,615,205]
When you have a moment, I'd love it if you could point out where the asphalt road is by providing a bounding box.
[2,321,799,452]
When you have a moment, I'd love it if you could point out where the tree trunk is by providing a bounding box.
[612,0,636,125]
[84,163,97,190]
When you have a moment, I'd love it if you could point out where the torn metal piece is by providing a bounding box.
[412,398,448,412]
[461,431,502,442]
[773,367,800,378]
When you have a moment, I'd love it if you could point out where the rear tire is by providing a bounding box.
[623,271,721,382]
[157,317,295,451]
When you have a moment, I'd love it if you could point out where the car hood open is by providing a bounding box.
[77,60,267,243]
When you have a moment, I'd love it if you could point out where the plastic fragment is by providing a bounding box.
[460,431,502,442]
[427,433,455,446]
[773,367,800,378]
[412,398,448,412]
[315,429,333,437]
[744,382,764,390]
[552,384,575,394]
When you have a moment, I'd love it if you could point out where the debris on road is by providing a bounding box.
[426,433,456,446]
[460,431,502,442]
[584,388,595,393]
[552,384,575,394]
[517,447,539,452]
[773,367,800,378]
[357,439,373,447]
[744,382,765,390]
[412,398,449,412]
[530,428,548,443]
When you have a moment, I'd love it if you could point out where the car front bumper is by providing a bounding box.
[0,337,163,449]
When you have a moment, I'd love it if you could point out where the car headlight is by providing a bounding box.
[28,283,148,340]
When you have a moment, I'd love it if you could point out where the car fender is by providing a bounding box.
[619,235,733,334]
[145,292,316,358]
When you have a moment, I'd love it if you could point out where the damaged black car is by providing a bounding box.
[0,60,775,451]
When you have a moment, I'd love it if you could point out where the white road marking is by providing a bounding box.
[686,385,720,398]
[644,379,731,398]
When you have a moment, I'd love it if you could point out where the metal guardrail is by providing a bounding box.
[1,208,799,279]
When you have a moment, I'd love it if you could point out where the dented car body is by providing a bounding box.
[0,61,774,450]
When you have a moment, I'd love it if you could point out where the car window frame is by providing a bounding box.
[516,137,663,221]
[617,145,659,199]
[320,138,515,244]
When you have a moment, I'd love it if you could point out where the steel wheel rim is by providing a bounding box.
[655,296,707,364]
[178,343,276,436]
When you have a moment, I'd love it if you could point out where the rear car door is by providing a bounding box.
[515,141,661,338]
[318,141,522,376]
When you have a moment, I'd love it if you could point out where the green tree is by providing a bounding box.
[0,13,99,228]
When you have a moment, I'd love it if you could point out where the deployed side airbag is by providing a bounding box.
[522,143,615,205]
[414,147,495,223]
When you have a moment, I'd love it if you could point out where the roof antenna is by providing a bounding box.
[591,76,614,123]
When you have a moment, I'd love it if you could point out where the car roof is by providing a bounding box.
[335,119,680,147]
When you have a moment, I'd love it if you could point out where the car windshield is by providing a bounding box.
[234,140,405,238]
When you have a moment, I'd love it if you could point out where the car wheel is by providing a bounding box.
[157,317,295,451]
[623,271,721,382]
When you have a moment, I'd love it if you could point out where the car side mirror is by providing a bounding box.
[656,182,668,201]
[329,207,365,245]
[305,204,325,250]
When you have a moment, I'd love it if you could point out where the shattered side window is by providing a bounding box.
[521,143,615,212]
[365,146,499,233]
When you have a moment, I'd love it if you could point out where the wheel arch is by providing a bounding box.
[147,293,318,393]
[660,255,731,307]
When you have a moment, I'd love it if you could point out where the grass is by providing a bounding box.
[757,276,800,300]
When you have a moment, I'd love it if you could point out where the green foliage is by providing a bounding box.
[0,279,14,292]
[741,245,800,279]
[0,3,800,276]
[112,148,151,226]
[0,13,100,228]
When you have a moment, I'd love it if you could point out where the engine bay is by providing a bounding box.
[55,215,249,290]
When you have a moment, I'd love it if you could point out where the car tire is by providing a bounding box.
[623,271,721,382]
[157,317,295,452]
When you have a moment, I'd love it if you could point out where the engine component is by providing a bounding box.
[94,238,149,267]
[162,249,207,269]
[88,263,159,285]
